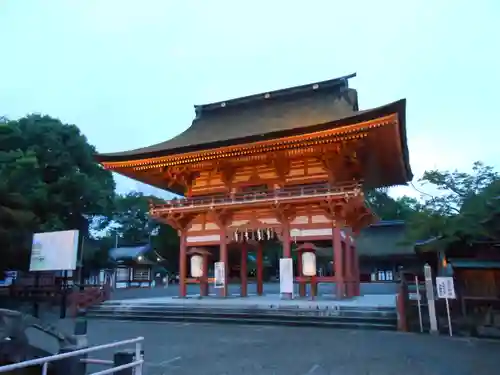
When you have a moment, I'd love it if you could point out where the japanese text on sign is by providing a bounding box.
[214,261,225,288]
[436,276,456,299]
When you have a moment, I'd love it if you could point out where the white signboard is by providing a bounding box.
[436,276,456,299]
[29,230,79,271]
[279,258,294,294]
[214,261,225,289]
[409,293,421,301]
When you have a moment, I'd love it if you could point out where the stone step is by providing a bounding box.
[91,305,397,319]
[86,304,397,330]
[87,312,397,330]
[100,300,396,313]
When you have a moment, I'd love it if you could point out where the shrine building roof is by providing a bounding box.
[96,73,365,161]
[96,73,412,186]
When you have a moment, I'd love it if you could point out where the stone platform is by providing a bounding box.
[105,293,396,310]
[87,294,398,330]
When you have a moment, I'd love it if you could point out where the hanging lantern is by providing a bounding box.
[302,252,317,277]
[190,254,204,278]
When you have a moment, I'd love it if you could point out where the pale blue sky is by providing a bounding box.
[1,1,499,198]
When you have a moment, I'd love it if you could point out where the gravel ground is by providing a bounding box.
[9,286,499,375]
[79,320,499,375]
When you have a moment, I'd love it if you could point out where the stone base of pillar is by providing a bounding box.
[200,281,209,297]
[336,282,345,299]
[311,279,318,298]
[280,292,293,300]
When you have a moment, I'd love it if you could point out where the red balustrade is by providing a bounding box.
[151,182,362,213]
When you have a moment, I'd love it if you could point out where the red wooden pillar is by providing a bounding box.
[201,253,209,296]
[179,231,187,298]
[311,274,317,298]
[256,242,264,296]
[282,223,292,299]
[219,231,228,297]
[297,249,306,297]
[240,242,248,297]
[344,233,354,298]
[353,241,360,296]
[333,226,345,299]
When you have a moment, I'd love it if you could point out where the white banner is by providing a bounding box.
[214,261,225,288]
[29,230,79,271]
[279,258,294,294]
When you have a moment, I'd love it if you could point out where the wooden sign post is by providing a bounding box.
[436,276,456,336]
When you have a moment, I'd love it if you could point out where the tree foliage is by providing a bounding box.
[0,115,116,270]
[95,191,180,270]
[366,189,421,221]
[405,161,500,249]
[0,120,38,269]
[99,191,160,246]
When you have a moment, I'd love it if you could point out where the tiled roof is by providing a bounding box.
[96,74,361,161]
[109,244,150,260]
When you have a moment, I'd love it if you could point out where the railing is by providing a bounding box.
[69,283,111,317]
[0,336,144,375]
[151,182,362,213]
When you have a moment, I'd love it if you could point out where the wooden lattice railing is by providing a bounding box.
[151,182,363,213]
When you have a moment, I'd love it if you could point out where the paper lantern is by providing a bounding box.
[301,252,316,277]
[190,254,204,278]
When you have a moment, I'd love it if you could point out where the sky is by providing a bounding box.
[1,0,499,199]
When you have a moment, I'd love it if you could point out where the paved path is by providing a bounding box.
[107,293,397,310]
[110,282,397,300]
[83,320,498,375]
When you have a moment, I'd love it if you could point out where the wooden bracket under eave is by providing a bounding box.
[342,194,373,232]
[216,162,237,191]
[317,198,347,227]
[163,166,199,196]
[154,211,199,233]
[209,208,234,228]
[270,202,297,225]
[318,141,365,184]
[266,151,291,187]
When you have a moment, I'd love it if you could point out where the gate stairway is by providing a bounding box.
[86,299,398,331]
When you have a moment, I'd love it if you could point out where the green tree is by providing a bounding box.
[0,189,34,270]
[102,191,161,246]
[98,191,180,269]
[406,161,500,248]
[0,115,116,270]
[151,224,180,272]
[0,119,40,270]
[15,115,115,235]
[366,189,420,221]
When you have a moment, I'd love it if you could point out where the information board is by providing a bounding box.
[436,276,456,299]
[29,230,79,271]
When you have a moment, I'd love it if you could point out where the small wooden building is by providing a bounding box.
[109,245,155,288]
[356,220,421,282]
[418,239,500,303]
[305,220,423,282]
